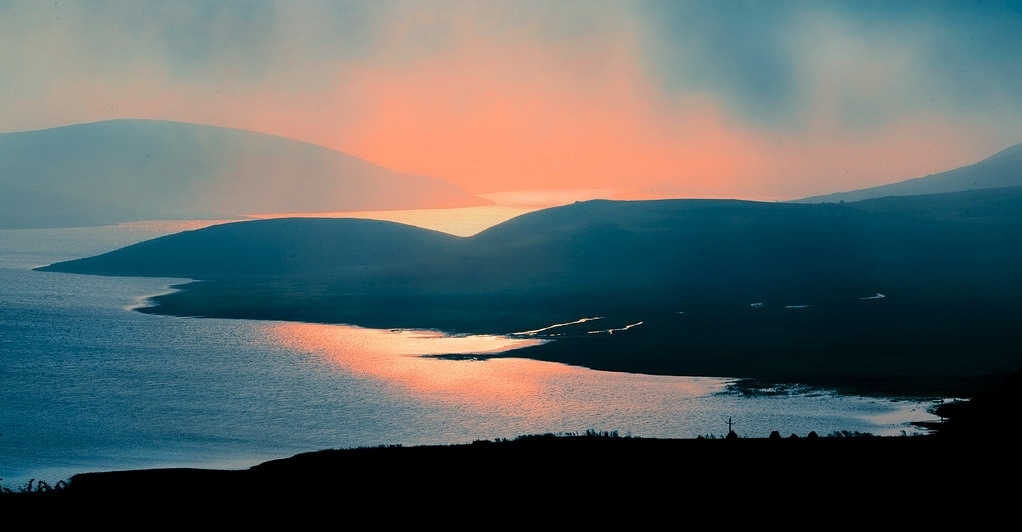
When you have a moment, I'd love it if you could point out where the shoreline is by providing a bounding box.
[11,367,1019,501]
[36,197,1022,401]
[6,322,1018,508]
[133,285,1012,399]
[6,430,1015,506]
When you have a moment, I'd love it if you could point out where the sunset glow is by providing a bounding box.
[249,205,534,236]
[5,0,1019,495]
[261,321,742,416]
[2,1,1019,202]
[264,322,561,400]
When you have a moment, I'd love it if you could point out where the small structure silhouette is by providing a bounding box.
[725,417,739,440]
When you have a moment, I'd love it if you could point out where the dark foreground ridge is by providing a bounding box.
[6,433,1018,513]
[6,371,1021,509]
[51,436,1013,496]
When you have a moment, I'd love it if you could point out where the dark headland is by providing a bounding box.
[38,189,1022,398]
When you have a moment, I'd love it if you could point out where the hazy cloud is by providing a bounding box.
[1,0,1020,200]
[638,1,1022,131]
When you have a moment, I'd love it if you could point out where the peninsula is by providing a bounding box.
[39,189,1022,398]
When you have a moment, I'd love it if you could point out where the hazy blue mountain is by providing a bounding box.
[0,119,488,228]
[797,143,1022,203]
[0,182,145,229]
[39,188,1022,397]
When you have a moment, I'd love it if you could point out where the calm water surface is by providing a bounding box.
[0,212,945,487]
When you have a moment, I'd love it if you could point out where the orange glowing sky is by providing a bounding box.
[2,1,1020,203]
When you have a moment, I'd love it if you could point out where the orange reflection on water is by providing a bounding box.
[265,322,563,400]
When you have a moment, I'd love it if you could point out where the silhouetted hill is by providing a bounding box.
[798,143,1022,202]
[38,217,464,279]
[11,427,1018,512]
[38,189,1022,397]
[0,119,487,228]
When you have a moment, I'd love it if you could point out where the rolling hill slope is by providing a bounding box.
[798,143,1022,203]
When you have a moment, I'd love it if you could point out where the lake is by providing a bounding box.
[0,209,946,487]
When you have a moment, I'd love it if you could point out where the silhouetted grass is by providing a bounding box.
[0,478,68,496]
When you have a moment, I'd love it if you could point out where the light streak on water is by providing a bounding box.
[512,317,604,336]
[587,321,644,335]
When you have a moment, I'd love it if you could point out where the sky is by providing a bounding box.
[2,0,1021,203]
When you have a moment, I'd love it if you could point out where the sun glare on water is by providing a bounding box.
[261,321,740,428]
[264,322,564,399]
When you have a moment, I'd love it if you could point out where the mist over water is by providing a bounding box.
[0,215,945,487]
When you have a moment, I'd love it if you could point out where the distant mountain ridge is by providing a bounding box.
[0,119,487,228]
[797,143,1022,203]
